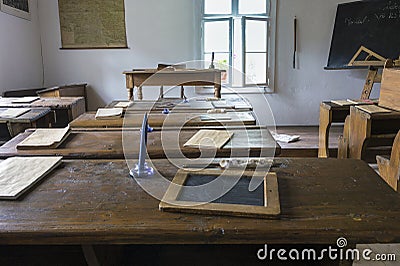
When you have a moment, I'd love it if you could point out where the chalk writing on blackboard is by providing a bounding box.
[326,0,400,69]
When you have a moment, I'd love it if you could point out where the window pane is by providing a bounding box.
[246,20,267,52]
[204,21,230,53]
[239,0,267,14]
[205,0,231,15]
[246,53,267,84]
[205,53,230,84]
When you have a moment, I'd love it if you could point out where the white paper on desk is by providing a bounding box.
[114,101,131,108]
[0,108,30,118]
[200,115,232,121]
[272,132,300,143]
[0,157,62,199]
[17,126,70,148]
[11,97,40,104]
[95,108,123,119]
[212,100,234,108]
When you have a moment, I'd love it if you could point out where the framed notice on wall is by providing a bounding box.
[0,0,30,20]
[58,0,128,49]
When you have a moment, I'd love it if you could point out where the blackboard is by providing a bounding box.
[326,0,400,69]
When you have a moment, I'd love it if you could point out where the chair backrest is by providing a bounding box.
[380,61,400,112]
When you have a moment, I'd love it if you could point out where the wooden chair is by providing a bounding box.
[377,130,400,191]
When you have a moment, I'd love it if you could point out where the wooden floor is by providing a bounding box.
[275,126,342,158]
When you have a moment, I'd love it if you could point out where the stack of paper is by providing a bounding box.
[17,126,70,149]
[0,157,62,199]
[184,130,233,149]
[200,114,232,121]
[0,108,30,118]
[95,108,123,120]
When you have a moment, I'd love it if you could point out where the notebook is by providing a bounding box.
[0,157,62,199]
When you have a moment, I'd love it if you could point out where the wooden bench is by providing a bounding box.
[377,130,400,191]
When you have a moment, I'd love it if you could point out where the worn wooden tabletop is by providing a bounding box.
[70,111,257,129]
[0,127,280,159]
[0,158,398,245]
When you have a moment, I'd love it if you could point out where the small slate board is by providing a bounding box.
[159,169,280,218]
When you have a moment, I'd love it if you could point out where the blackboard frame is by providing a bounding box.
[326,0,400,70]
[159,169,280,219]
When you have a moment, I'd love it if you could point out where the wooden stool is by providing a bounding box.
[377,130,400,191]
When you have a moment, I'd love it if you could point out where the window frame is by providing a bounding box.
[200,0,276,93]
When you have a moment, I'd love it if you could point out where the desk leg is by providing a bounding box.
[127,88,134,101]
[138,86,143,101]
[338,115,350,159]
[81,245,100,266]
[214,84,222,99]
[318,104,332,158]
[348,108,370,159]
[125,74,134,101]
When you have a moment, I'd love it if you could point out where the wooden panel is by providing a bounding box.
[0,128,280,159]
[0,159,399,245]
[380,68,400,112]
[70,112,256,129]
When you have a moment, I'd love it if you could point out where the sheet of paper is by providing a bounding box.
[11,97,40,104]
[184,130,233,149]
[0,108,30,118]
[0,157,62,199]
[212,100,235,108]
[272,132,300,143]
[200,115,232,121]
[114,101,131,108]
[17,126,70,149]
[95,108,123,119]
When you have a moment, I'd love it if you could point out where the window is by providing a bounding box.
[202,0,276,92]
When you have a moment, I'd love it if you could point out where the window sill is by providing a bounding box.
[195,86,274,95]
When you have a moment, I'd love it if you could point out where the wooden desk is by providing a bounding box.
[344,106,400,160]
[123,69,225,100]
[70,112,257,129]
[0,108,53,139]
[0,97,85,127]
[0,158,398,245]
[318,102,351,158]
[37,83,88,110]
[107,98,253,113]
[0,127,280,159]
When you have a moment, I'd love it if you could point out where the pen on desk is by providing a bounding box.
[293,16,297,69]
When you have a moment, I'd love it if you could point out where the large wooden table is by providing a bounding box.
[0,127,279,159]
[70,112,256,129]
[0,158,398,245]
[123,69,225,100]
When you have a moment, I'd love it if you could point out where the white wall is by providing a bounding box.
[38,0,380,125]
[0,0,43,91]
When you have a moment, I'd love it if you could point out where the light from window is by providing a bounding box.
[239,0,267,14]
[202,0,272,88]
[204,21,230,53]
[204,0,232,15]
